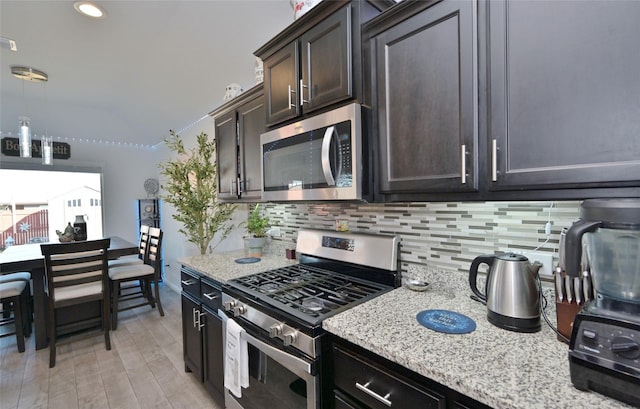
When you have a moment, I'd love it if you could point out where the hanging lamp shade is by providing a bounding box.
[42,135,53,165]
[18,117,31,158]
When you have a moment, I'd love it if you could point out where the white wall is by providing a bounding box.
[156,116,253,292]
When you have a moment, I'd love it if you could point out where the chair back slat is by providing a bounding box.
[146,227,162,271]
[41,239,111,297]
[137,225,151,260]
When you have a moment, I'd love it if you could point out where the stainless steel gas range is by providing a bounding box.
[222,228,400,409]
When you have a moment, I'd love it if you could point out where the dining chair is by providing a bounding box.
[109,227,164,330]
[108,224,150,268]
[40,238,111,368]
[0,272,31,353]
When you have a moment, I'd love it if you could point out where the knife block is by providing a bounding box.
[555,301,582,343]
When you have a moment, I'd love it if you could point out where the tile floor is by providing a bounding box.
[0,284,223,409]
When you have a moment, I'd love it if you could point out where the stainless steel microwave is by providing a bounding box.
[261,103,366,201]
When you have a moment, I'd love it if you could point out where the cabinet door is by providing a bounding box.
[238,95,266,200]
[202,305,224,403]
[264,41,300,126]
[301,5,352,113]
[374,0,478,195]
[488,0,640,190]
[182,293,203,382]
[215,110,239,199]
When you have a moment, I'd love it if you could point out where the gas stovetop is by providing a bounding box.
[226,263,392,326]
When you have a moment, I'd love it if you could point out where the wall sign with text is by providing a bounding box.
[1,137,71,160]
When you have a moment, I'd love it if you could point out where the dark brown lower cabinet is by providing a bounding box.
[181,267,224,405]
[332,337,491,409]
[182,292,203,380]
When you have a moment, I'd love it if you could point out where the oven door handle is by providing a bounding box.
[242,330,313,380]
[321,126,337,186]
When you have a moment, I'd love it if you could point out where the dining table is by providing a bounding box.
[0,236,138,350]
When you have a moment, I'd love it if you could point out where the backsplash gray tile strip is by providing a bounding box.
[264,201,581,274]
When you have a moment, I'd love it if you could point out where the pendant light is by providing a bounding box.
[11,66,49,159]
[18,117,31,158]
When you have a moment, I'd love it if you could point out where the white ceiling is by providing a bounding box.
[0,0,294,148]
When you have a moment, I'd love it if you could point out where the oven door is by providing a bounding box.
[225,325,319,409]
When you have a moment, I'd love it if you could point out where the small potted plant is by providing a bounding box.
[244,204,269,257]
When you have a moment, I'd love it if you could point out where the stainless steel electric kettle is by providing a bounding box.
[469,253,542,333]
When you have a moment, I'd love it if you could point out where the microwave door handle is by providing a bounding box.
[321,126,336,186]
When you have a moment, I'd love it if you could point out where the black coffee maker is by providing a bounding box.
[564,198,640,406]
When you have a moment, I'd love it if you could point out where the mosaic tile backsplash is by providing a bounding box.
[264,201,582,275]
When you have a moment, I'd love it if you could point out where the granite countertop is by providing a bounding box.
[323,266,634,409]
[178,241,298,283]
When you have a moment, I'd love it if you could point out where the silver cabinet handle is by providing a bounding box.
[237,177,243,194]
[182,279,195,286]
[355,381,392,407]
[321,126,337,186]
[461,144,467,184]
[203,292,219,301]
[197,310,205,331]
[299,79,308,106]
[491,139,498,182]
[192,307,198,328]
[288,84,296,110]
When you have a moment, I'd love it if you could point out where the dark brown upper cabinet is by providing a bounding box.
[256,0,394,127]
[212,85,265,202]
[366,0,478,200]
[486,0,640,192]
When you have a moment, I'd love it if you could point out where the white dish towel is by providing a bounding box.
[224,318,249,398]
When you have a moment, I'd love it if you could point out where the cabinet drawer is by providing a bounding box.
[180,267,201,298]
[200,278,222,311]
[334,345,445,409]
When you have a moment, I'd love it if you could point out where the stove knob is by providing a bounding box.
[232,305,246,317]
[269,323,284,338]
[611,336,640,359]
[223,301,236,311]
[283,330,298,346]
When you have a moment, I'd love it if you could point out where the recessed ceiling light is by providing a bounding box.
[73,2,106,18]
[11,66,48,82]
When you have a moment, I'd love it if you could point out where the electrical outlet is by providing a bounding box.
[521,251,554,279]
[267,226,281,237]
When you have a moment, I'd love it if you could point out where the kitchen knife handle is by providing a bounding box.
[574,277,583,305]
[583,271,593,301]
[565,276,573,304]
[558,227,567,272]
[555,271,565,302]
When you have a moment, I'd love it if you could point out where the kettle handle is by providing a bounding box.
[469,255,495,302]
[565,219,601,277]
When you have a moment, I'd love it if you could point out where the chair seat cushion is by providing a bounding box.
[109,264,154,281]
[53,282,102,303]
[0,272,31,284]
[0,280,28,298]
[108,255,143,268]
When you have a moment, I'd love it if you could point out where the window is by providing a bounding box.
[0,169,103,247]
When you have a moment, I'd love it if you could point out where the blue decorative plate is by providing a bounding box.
[235,257,261,264]
[416,309,476,334]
